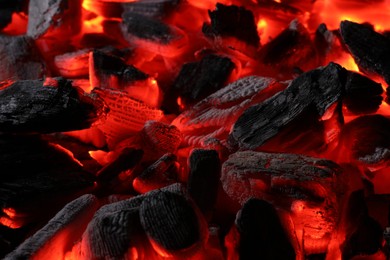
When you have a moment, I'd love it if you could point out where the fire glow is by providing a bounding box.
[1,0,390,259]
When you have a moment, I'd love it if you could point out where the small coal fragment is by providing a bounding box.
[0,35,45,81]
[123,0,182,18]
[315,23,336,58]
[133,153,178,194]
[82,206,143,259]
[172,54,234,105]
[27,0,82,38]
[344,71,383,114]
[338,115,390,167]
[172,76,285,146]
[5,194,99,260]
[140,191,200,254]
[188,149,221,219]
[0,78,105,133]
[90,50,149,89]
[230,62,346,150]
[259,19,318,73]
[54,49,91,78]
[235,198,295,260]
[121,12,175,44]
[340,20,390,84]
[202,3,260,48]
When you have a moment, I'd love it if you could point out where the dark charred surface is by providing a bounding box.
[202,3,260,48]
[235,198,295,260]
[0,78,105,133]
[340,20,390,84]
[172,54,234,105]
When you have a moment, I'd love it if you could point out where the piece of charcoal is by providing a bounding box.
[221,151,342,253]
[235,198,295,260]
[188,149,221,219]
[27,0,82,39]
[96,148,143,184]
[133,153,178,194]
[230,62,346,150]
[0,78,105,133]
[172,54,234,105]
[315,23,336,58]
[140,191,200,255]
[340,20,390,84]
[342,191,383,259]
[123,0,182,18]
[90,50,148,89]
[338,115,390,167]
[0,35,45,82]
[5,194,99,260]
[81,207,143,259]
[202,3,260,48]
[172,76,286,146]
[343,71,383,114]
[258,19,318,73]
[54,49,91,78]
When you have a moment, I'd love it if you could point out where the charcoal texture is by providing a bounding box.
[122,12,174,44]
[0,35,45,81]
[230,62,346,150]
[91,50,148,89]
[123,0,181,18]
[172,54,235,105]
[344,71,383,114]
[140,191,200,252]
[0,78,104,133]
[202,3,260,47]
[340,20,390,84]
[236,199,295,260]
[188,149,221,218]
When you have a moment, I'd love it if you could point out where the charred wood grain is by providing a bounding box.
[0,78,105,133]
[235,198,295,260]
[172,76,285,146]
[172,54,234,105]
[230,62,346,150]
[259,20,318,72]
[340,20,390,84]
[5,194,99,260]
[338,115,390,166]
[90,50,149,89]
[27,0,82,38]
[188,149,221,219]
[202,3,260,48]
[133,153,178,194]
[0,35,45,82]
[344,71,383,114]
[140,191,200,253]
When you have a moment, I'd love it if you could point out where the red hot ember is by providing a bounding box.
[1,0,390,259]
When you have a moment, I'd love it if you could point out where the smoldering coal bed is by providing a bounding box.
[1,0,390,259]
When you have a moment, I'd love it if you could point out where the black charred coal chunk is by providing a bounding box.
[121,12,174,44]
[0,35,45,82]
[172,54,234,105]
[188,149,221,219]
[0,78,105,133]
[236,198,295,260]
[259,19,317,71]
[230,62,346,150]
[123,0,181,18]
[344,71,383,114]
[140,191,200,252]
[340,20,390,84]
[339,115,390,166]
[0,0,27,29]
[91,50,148,89]
[315,23,336,58]
[202,3,260,48]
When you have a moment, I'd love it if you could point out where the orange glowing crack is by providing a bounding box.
[50,143,84,167]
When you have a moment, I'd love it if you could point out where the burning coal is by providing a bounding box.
[1,0,390,259]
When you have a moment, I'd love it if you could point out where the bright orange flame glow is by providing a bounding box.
[0,208,23,229]
[335,54,359,72]
[257,19,268,32]
[177,97,185,110]
[83,16,105,34]
[50,143,83,167]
